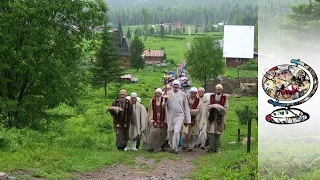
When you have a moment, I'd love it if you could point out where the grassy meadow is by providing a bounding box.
[0,65,258,179]
[0,26,260,179]
[140,32,223,64]
[190,96,258,180]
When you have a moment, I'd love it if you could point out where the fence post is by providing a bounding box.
[237,68,240,81]
[247,118,252,153]
[238,128,241,142]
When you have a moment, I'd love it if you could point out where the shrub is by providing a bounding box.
[235,105,257,124]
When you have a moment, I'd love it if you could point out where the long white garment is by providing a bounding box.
[140,104,149,144]
[129,102,148,140]
[198,95,210,146]
[168,130,180,151]
[163,90,191,132]
[198,95,210,131]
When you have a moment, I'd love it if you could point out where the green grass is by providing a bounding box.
[189,96,258,180]
[142,36,191,63]
[224,68,258,79]
[0,30,259,179]
[0,83,258,179]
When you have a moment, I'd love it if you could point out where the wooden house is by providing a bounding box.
[142,49,165,64]
[110,29,131,68]
[225,52,258,68]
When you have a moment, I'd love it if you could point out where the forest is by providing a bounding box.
[106,0,306,28]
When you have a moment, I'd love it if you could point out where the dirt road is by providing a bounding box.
[73,148,206,180]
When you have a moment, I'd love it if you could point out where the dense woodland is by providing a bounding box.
[108,1,258,26]
[106,0,305,28]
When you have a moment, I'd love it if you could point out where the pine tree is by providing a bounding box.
[126,27,132,40]
[118,21,123,35]
[281,0,320,47]
[130,36,145,72]
[168,24,172,35]
[91,25,122,98]
[160,21,165,38]
[134,28,139,37]
[149,26,155,35]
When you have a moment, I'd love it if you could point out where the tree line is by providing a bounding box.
[108,4,258,27]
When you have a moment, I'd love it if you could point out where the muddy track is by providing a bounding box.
[73,148,206,180]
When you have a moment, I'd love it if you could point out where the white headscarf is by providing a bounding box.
[120,89,127,94]
[216,84,223,90]
[155,88,162,93]
[130,92,137,97]
[198,87,205,92]
[126,96,131,100]
[190,87,198,92]
[172,80,180,86]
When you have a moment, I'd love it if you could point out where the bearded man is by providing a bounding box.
[146,88,168,152]
[207,84,228,153]
[124,92,148,151]
[182,87,201,151]
[163,80,191,154]
[109,90,135,150]
[197,87,210,149]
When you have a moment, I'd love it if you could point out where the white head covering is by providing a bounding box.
[130,92,137,97]
[137,97,141,103]
[198,87,205,92]
[163,84,171,89]
[190,87,198,92]
[126,96,131,100]
[216,84,223,90]
[119,89,127,94]
[155,88,162,93]
[172,80,180,86]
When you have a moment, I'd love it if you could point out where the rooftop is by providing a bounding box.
[142,49,165,57]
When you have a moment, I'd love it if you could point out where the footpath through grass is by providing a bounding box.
[0,67,258,179]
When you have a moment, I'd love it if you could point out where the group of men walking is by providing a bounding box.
[108,81,228,154]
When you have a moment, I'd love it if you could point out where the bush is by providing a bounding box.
[167,59,175,64]
[235,105,257,124]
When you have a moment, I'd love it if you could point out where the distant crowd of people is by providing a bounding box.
[108,75,229,154]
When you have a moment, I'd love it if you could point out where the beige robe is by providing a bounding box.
[198,95,210,131]
[182,97,201,136]
[207,94,229,134]
[129,102,148,140]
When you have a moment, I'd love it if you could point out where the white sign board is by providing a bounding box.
[223,25,254,58]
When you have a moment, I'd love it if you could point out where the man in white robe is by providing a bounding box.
[207,84,229,153]
[197,87,210,149]
[125,92,148,151]
[163,80,191,154]
[182,87,201,151]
